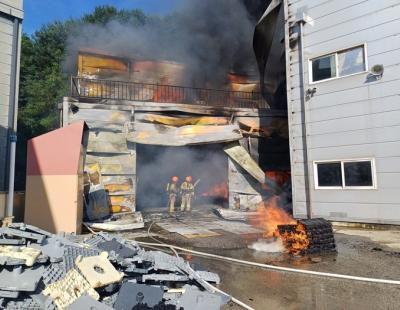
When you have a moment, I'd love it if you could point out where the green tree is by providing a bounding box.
[16,6,148,189]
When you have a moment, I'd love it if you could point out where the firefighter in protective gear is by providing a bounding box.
[180,176,195,211]
[167,176,179,212]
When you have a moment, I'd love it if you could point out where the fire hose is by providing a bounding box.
[84,222,256,310]
[136,240,400,286]
[144,222,255,310]
[85,220,400,310]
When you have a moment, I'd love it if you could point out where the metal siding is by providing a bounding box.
[0,14,11,133]
[0,4,21,194]
[287,0,400,223]
[0,0,23,10]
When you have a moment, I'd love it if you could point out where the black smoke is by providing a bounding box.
[65,0,263,88]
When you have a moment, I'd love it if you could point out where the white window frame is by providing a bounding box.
[313,158,377,190]
[308,43,368,84]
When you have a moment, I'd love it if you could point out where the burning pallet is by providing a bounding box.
[278,218,336,255]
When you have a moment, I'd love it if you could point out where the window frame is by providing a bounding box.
[313,158,377,190]
[308,44,368,84]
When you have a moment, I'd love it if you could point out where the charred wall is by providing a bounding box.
[62,98,290,213]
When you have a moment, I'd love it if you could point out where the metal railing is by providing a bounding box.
[70,76,267,108]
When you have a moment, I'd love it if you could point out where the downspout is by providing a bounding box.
[296,18,312,219]
[6,17,22,218]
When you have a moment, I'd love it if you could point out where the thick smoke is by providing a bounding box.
[135,145,228,210]
[65,0,259,87]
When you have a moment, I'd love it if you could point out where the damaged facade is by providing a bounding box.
[52,0,400,226]
[62,49,290,214]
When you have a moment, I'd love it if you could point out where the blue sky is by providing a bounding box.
[23,0,183,35]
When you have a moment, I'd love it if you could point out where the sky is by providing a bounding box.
[23,0,184,35]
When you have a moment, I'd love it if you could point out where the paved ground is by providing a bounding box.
[125,208,400,310]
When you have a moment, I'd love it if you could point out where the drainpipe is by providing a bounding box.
[6,18,21,218]
[296,17,313,219]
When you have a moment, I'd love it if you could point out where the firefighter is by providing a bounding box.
[166,176,179,212]
[180,176,195,212]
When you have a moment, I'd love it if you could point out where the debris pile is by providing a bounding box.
[0,223,227,309]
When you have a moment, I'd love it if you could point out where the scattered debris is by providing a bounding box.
[84,184,111,221]
[0,246,41,266]
[75,252,124,288]
[43,268,100,309]
[113,282,164,309]
[85,213,145,232]
[213,207,257,222]
[65,295,113,310]
[0,223,226,309]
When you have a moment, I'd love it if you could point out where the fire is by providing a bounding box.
[280,223,310,255]
[251,196,310,254]
[252,196,296,238]
[201,182,228,200]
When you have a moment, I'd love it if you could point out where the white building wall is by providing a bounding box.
[285,0,400,224]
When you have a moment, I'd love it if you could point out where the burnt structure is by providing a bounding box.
[62,49,290,213]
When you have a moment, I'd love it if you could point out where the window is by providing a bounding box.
[316,162,342,187]
[309,45,367,83]
[314,159,375,189]
[312,54,336,82]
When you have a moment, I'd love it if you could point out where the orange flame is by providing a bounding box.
[251,196,296,238]
[251,196,310,254]
[281,223,310,255]
[201,182,228,200]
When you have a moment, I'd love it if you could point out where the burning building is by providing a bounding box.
[59,0,400,228]
[63,48,290,213]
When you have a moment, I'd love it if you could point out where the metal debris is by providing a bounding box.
[0,223,226,309]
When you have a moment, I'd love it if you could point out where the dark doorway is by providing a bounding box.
[136,144,228,211]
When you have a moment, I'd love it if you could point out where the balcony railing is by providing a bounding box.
[70,76,267,108]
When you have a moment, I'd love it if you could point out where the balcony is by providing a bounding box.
[70,76,267,109]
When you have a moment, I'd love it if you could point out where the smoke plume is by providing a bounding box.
[65,0,259,87]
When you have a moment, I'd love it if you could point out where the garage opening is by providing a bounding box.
[136,144,229,211]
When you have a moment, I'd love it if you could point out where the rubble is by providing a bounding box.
[0,223,226,309]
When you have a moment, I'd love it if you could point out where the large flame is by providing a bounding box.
[280,223,310,255]
[251,196,310,254]
[251,196,296,238]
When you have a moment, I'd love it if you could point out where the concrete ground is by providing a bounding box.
[125,207,400,310]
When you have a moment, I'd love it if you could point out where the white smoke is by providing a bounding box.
[249,238,285,253]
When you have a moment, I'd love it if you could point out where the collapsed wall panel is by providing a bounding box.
[66,106,136,212]
[63,98,290,213]
[228,158,263,210]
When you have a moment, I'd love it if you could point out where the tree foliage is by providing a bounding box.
[16,6,148,189]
